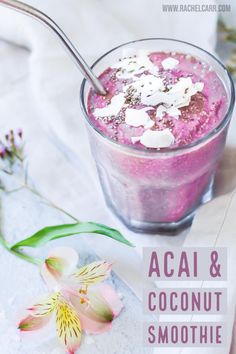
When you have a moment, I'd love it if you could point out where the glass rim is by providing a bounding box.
[80,37,235,154]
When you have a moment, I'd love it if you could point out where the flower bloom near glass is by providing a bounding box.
[18,247,123,354]
[80,39,235,234]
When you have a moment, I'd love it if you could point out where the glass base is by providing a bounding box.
[117,210,195,235]
[105,175,215,235]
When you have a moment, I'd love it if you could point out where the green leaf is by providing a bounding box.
[10,222,134,250]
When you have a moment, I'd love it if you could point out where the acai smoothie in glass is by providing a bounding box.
[80,39,235,233]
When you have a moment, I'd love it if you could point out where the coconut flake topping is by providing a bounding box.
[125,108,154,128]
[125,74,165,102]
[140,76,204,107]
[111,51,158,79]
[93,92,125,118]
[161,57,179,70]
[92,52,206,149]
[132,128,175,148]
[156,105,181,118]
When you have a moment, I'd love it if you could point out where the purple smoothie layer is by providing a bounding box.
[85,51,229,227]
[87,52,227,149]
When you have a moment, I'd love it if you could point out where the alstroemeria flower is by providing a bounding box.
[18,247,123,354]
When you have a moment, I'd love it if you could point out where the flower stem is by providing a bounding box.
[0,180,79,266]
[25,185,79,222]
[0,235,41,266]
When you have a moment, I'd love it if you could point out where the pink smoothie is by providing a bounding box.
[88,52,227,149]
[86,51,229,230]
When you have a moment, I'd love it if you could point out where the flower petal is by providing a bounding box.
[48,247,79,275]
[41,247,78,288]
[70,294,111,334]
[41,263,59,289]
[70,285,122,334]
[98,284,123,317]
[28,293,59,317]
[56,301,81,354]
[72,261,112,286]
[18,314,51,331]
[73,308,112,335]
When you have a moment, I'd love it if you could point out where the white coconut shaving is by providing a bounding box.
[132,128,175,148]
[125,108,154,128]
[156,105,181,118]
[112,52,158,79]
[161,57,179,70]
[93,92,125,118]
[140,76,204,108]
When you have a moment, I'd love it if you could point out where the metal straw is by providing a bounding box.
[0,0,107,95]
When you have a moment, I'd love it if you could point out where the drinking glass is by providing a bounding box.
[80,39,235,234]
